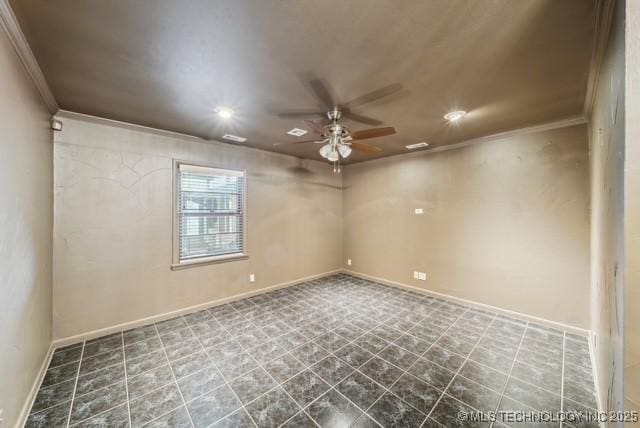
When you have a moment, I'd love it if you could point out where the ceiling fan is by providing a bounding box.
[274,77,402,172]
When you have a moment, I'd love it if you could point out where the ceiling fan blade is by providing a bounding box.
[351,126,396,140]
[276,110,325,118]
[342,111,384,126]
[344,83,403,109]
[309,78,336,109]
[304,119,326,135]
[273,139,323,146]
[350,142,383,154]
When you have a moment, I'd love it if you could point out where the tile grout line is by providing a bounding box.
[138,404,185,427]
[355,332,572,428]
[69,380,153,418]
[153,324,196,428]
[67,400,129,427]
[219,289,416,427]
[121,333,133,428]
[344,303,463,424]
[487,321,530,428]
[338,304,469,427]
[302,384,383,428]
[73,351,313,428]
[36,338,306,397]
[40,373,179,427]
[295,297,449,425]
[181,313,260,428]
[247,316,379,426]
[307,300,467,426]
[64,340,85,428]
[103,370,245,428]
[165,310,309,426]
[220,305,313,427]
[419,312,499,427]
[393,308,470,405]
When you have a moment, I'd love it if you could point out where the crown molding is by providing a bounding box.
[54,110,335,168]
[0,0,58,113]
[583,0,616,117]
[58,109,587,168]
[55,109,208,143]
[346,114,587,166]
[423,115,588,155]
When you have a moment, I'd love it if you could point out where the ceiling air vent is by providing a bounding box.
[287,128,308,137]
[405,142,430,150]
[222,134,247,143]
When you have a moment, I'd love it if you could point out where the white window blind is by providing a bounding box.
[176,163,245,262]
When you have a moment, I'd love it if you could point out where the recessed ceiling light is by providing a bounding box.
[222,134,247,143]
[215,107,234,119]
[405,142,430,150]
[287,128,308,137]
[444,110,466,122]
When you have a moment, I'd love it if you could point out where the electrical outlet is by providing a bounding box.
[414,208,424,214]
[347,259,352,266]
[413,271,419,279]
[249,274,255,283]
[418,272,427,281]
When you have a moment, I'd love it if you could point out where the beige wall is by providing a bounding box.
[0,28,53,427]
[625,0,639,416]
[343,124,590,328]
[588,0,625,420]
[52,115,343,339]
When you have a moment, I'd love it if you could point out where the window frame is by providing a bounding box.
[171,159,248,269]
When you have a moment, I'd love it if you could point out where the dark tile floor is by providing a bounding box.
[26,274,598,427]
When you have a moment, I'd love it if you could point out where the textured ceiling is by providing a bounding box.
[11,0,596,163]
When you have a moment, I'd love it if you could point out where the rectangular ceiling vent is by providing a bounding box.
[405,142,430,150]
[222,134,247,143]
[287,128,308,137]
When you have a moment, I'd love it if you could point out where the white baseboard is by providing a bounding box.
[52,269,342,348]
[17,342,54,428]
[343,269,591,337]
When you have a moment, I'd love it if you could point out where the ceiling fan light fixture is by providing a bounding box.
[338,144,352,158]
[326,149,340,162]
[319,143,333,159]
[444,110,466,122]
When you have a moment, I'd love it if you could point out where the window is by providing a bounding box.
[173,162,246,266]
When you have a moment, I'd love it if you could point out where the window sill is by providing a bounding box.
[171,253,248,270]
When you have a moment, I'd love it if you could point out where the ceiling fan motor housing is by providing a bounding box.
[327,108,342,121]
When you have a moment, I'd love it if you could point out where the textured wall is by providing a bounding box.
[52,116,343,339]
[343,125,590,328]
[625,0,640,415]
[588,1,625,421]
[0,28,53,426]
